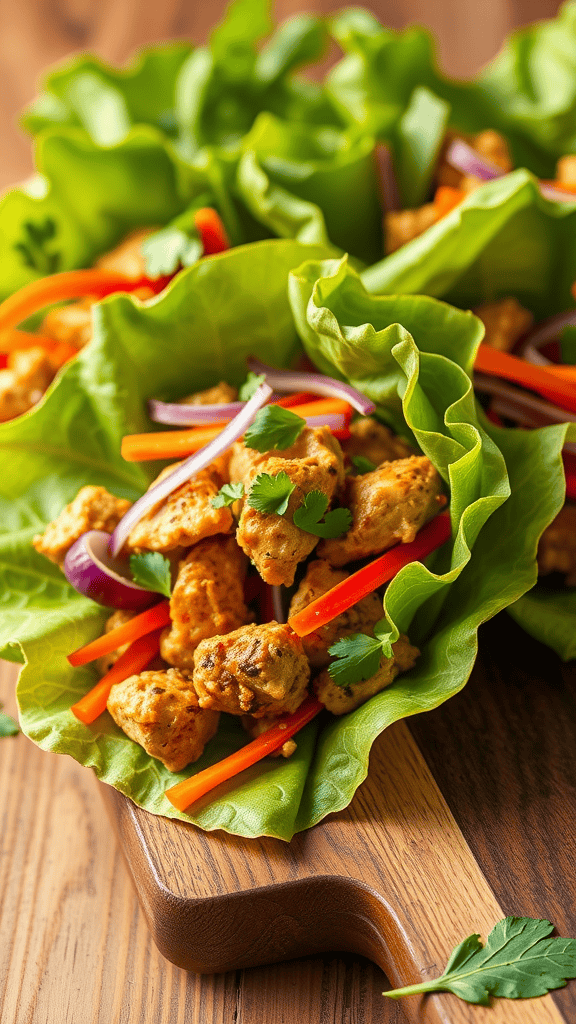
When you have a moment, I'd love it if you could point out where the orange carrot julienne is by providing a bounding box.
[194,207,230,255]
[434,185,465,218]
[289,512,452,637]
[165,696,323,811]
[542,180,576,195]
[0,269,153,333]
[71,627,164,725]
[475,343,576,414]
[68,599,171,667]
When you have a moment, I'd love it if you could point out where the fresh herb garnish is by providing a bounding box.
[384,917,576,1005]
[238,371,266,401]
[211,481,245,508]
[0,704,18,737]
[130,552,172,598]
[141,226,203,278]
[14,218,60,274]
[292,491,352,539]
[327,634,383,686]
[351,455,377,474]
[244,405,305,452]
[247,472,295,515]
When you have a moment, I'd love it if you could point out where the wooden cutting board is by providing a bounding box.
[101,615,572,1023]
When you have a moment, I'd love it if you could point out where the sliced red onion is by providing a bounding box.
[445,139,503,182]
[247,357,375,416]
[64,530,156,610]
[475,372,576,427]
[303,412,347,431]
[109,382,273,557]
[374,142,400,213]
[519,311,576,366]
[272,586,286,624]
[149,398,246,425]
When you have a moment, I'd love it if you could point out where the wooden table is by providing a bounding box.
[2,613,576,1023]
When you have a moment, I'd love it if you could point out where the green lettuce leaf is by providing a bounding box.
[7,248,564,839]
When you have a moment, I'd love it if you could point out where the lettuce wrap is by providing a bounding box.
[2,242,566,839]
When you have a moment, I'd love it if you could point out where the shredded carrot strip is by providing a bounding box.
[194,208,230,255]
[71,627,164,725]
[475,344,576,414]
[289,512,452,637]
[434,186,465,218]
[165,696,323,811]
[0,270,153,333]
[68,600,171,667]
[542,180,576,195]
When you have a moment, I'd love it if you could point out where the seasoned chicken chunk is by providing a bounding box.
[0,347,57,422]
[538,504,576,586]
[343,417,414,468]
[318,456,445,567]
[194,622,310,717]
[107,667,219,772]
[556,155,576,187]
[95,227,155,279]
[385,203,439,254]
[160,536,251,670]
[230,426,345,586]
[179,382,238,405]
[315,633,419,714]
[126,457,232,553]
[473,297,533,353]
[41,300,94,349]
[241,715,297,758]
[33,485,132,567]
[96,609,136,676]
[289,560,384,668]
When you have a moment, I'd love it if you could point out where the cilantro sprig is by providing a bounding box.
[238,372,266,401]
[351,455,377,474]
[244,405,306,452]
[248,472,295,515]
[292,491,352,539]
[14,218,60,274]
[327,617,394,687]
[211,481,245,508]
[141,226,202,277]
[130,552,172,598]
[384,917,576,1005]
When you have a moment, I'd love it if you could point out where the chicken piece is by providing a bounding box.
[179,382,238,405]
[41,300,94,349]
[33,486,132,567]
[473,297,533,353]
[385,203,439,254]
[194,622,310,718]
[230,426,345,586]
[107,667,219,772]
[289,560,384,668]
[343,417,414,468]
[537,504,576,586]
[126,456,233,553]
[318,456,445,567]
[241,715,297,758]
[556,155,576,187]
[95,227,155,280]
[437,129,513,193]
[0,347,57,422]
[315,633,419,714]
[160,536,251,670]
[95,609,136,676]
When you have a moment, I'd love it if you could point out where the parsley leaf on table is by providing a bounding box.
[130,552,172,598]
[211,482,245,508]
[244,405,305,452]
[327,634,383,686]
[247,472,295,515]
[351,455,377,474]
[383,917,576,1005]
[238,372,266,401]
[292,491,352,539]
[0,703,18,737]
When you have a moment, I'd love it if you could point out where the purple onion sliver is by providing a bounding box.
[64,530,156,610]
[271,586,286,624]
[304,412,347,431]
[540,183,576,203]
[445,139,503,182]
[374,142,400,213]
[247,356,375,416]
[109,382,273,557]
[520,311,576,366]
[149,398,247,425]
[475,372,576,426]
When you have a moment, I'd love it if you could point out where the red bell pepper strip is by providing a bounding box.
[194,208,230,255]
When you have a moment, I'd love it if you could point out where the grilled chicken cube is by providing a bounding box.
[241,715,297,758]
[289,560,384,668]
[473,297,533,353]
[538,504,576,586]
[160,536,251,670]
[41,301,94,349]
[127,456,232,553]
[33,485,132,567]
[343,417,414,468]
[315,634,419,714]
[385,203,439,254]
[230,426,345,586]
[96,609,136,676]
[179,382,238,405]
[0,347,57,422]
[556,155,576,187]
[107,667,219,772]
[193,622,310,717]
[95,227,155,280]
[318,456,445,567]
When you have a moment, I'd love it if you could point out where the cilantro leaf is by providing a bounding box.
[211,481,245,508]
[327,634,383,686]
[292,491,352,538]
[384,917,576,1005]
[351,455,377,474]
[244,405,305,452]
[247,472,295,515]
[141,226,202,277]
[0,705,18,737]
[129,552,172,598]
[14,217,60,274]
[239,372,266,401]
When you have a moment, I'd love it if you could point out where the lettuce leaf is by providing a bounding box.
[8,248,563,838]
